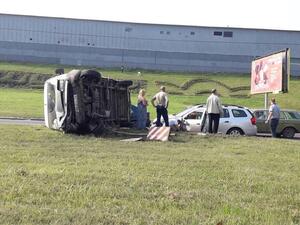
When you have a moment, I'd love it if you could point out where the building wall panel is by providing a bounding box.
[0,14,299,75]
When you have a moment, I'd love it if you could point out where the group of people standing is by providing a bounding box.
[136,86,280,138]
[136,86,169,129]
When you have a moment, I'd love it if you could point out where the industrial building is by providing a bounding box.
[0,13,299,75]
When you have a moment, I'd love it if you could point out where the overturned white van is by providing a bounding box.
[44,69,132,134]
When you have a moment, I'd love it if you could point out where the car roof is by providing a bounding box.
[252,109,300,112]
[219,104,253,111]
[182,104,250,112]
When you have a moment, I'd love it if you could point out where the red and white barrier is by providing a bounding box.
[147,126,170,141]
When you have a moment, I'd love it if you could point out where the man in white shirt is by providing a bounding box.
[206,89,223,133]
[266,98,280,138]
[151,86,169,126]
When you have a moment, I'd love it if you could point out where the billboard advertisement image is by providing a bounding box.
[250,49,290,94]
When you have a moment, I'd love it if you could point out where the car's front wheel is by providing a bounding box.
[281,127,296,138]
[227,127,244,136]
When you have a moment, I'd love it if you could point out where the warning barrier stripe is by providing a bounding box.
[147,126,170,141]
[148,127,159,136]
[147,127,164,138]
[156,128,170,140]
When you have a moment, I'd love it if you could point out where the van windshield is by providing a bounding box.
[47,83,55,113]
[46,83,57,128]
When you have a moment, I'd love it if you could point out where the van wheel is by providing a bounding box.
[282,127,296,138]
[227,128,244,136]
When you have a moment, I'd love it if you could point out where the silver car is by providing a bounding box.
[183,105,257,136]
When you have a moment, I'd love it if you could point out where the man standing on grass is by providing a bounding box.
[265,98,280,138]
[206,88,223,134]
[151,86,169,127]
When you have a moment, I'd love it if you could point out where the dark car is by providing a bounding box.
[253,109,300,138]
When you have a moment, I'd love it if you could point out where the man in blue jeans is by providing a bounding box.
[266,98,280,138]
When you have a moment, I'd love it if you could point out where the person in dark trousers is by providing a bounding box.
[151,86,169,127]
[206,89,223,133]
[266,98,280,138]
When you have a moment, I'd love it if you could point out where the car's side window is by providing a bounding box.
[232,109,247,118]
[280,112,286,120]
[255,111,261,119]
[285,112,300,120]
[185,111,203,120]
[293,112,300,119]
[221,109,230,118]
[254,111,266,120]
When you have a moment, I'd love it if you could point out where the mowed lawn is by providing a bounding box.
[0,88,43,118]
[0,62,300,224]
[0,124,300,225]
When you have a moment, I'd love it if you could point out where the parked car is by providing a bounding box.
[184,105,257,136]
[153,104,257,135]
[253,109,300,138]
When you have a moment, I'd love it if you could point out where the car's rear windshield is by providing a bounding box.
[246,109,255,117]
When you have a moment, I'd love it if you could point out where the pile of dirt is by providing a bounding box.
[0,70,53,89]
[129,80,148,93]
[230,86,250,92]
[154,78,250,98]
[155,81,181,89]
[195,90,213,95]
[180,78,232,90]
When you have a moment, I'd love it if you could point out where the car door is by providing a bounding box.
[254,110,269,133]
[276,111,287,133]
[284,111,300,132]
[184,109,204,132]
[218,108,231,133]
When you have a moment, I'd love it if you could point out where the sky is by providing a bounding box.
[0,0,299,31]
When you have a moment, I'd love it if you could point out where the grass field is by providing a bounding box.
[1,62,300,224]
[0,61,300,119]
[0,88,43,118]
[0,124,300,225]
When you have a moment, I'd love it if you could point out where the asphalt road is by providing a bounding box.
[0,118,44,126]
[256,133,300,140]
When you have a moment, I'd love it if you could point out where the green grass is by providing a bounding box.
[0,88,43,118]
[0,62,300,224]
[0,124,300,224]
[0,61,300,119]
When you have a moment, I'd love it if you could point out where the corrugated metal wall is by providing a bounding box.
[0,13,299,75]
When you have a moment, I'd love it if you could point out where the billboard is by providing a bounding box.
[250,49,290,94]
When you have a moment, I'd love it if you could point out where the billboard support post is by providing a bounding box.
[264,93,269,110]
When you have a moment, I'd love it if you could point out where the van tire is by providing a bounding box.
[80,69,101,82]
